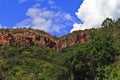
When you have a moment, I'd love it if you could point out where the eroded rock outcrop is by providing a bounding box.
[0,29,90,50]
[0,33,13,45]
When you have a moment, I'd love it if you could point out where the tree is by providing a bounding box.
[101,18,115,28]
[115,18,120,28]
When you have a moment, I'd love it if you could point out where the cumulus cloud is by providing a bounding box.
[48,0,60,9]
[71,0,120,32]
[14,5,74,36]
[0,24,2,28]
[0,24,8,29]
[18,0,28,3]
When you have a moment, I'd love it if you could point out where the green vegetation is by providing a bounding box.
[0,18,120,80]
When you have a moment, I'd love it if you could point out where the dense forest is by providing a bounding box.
[0,17,120,80]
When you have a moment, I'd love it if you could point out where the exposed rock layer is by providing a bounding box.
[0,29,90,50]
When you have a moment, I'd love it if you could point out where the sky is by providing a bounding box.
[0,0,120,37]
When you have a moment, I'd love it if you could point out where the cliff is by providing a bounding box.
[0,28,90,50]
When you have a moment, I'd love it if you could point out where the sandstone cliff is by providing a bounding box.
[0,28,90,50]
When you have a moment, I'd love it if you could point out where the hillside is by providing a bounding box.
[0,28,90,51]
[0,18,120,80]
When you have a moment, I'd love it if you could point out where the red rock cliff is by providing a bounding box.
[0,29,90,50]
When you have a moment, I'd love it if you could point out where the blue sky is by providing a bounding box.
[0,0,120,36]
[0,0,83,36]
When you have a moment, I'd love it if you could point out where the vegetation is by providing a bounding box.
[0,17,120,80]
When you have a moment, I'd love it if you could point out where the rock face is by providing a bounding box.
[0,29,90,50]
[0,33,13,45]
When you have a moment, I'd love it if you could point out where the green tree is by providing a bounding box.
[101,18,115,28]
[115,18,120,28]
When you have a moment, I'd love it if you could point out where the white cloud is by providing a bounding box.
[0,24,2,28]
[71,0,120,32]
[48,0,60,9]
[18,0,28,3]
[0,24,8,29]
[14,5,73,36]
